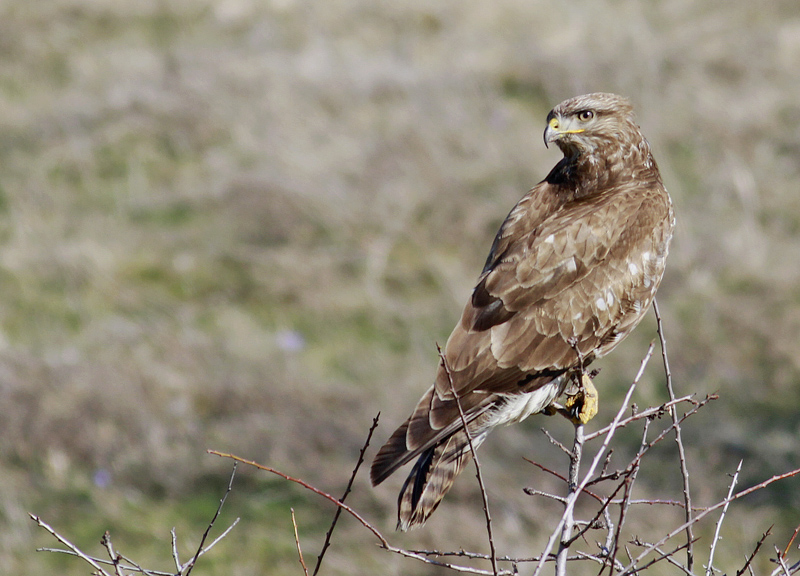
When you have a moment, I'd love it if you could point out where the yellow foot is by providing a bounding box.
[563,373,599,425]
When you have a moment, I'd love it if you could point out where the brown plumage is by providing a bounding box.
[370,93,675,531]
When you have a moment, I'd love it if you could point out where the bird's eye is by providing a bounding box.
[578,110,594,122]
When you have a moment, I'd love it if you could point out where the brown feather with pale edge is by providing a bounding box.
[370,93,674,531]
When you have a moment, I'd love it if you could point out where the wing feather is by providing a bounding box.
[434,181,671,399]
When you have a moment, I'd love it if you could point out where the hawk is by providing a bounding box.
[370,93,674,530]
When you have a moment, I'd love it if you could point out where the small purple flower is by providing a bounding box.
[93,469,111,488]
[275,329,305,353]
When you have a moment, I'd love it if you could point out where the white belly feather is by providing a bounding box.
[486,376,568,428]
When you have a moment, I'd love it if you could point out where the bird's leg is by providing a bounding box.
[545,369,600,424]
[563,372,599,425]
[556,338,598,424]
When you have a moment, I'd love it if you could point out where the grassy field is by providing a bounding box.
[3,0,800,574]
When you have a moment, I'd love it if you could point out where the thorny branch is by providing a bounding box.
[584,393,701,441]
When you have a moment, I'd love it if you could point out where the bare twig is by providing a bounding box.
[523,488,568,504]
[600,449,614,477]
[183,462,238,576]
[119,552,161,576]
[580,391,715,522]
[564,461,635,549]
[655,546,697,576]
[555,423,585,576]
[630,540,696,575]
[621,415,651,528]
[208,450,388,544]
[438,344,499,576]
[707,460,743,576]
[603,417,652,574]
[630,537,700,575]
[30,514,112,576]
[654,298,695,571]
[405,547,621,569]
[36,547,168,576]
[312,412,380,576]
[770,544,800,576]
[208,450,515,575]
[774,546,793,576]
[609,498,697,508]
[587,394,716,484]
[782,524,800,559]
[601,506,616,562]
[523,458,604,502]
[170,528,180,572]
[101,531,125,576]
[384,545,516,574]
[408,549,521,562]
[622,466,800,574]
[34,463,239,576]
[541,427,573,456]
[196,518,240,561]
[584,394,699,440]
[531,343,655,576]
[291,509,310,576]
[736,526,771,576]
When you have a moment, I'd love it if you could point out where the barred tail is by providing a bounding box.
[371,385,563,529]
[396,428,486,531]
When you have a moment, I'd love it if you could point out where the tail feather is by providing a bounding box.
[397,429,486,531]
[371,377,567,529]
[370,420,412,486]
[370,386,486,486]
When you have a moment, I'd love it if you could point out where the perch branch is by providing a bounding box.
[531,343,654,576]
[555,423,585,576]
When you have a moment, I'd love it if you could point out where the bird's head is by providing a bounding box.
[544,93,637,157]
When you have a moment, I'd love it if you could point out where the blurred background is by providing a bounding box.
[2,0,800,574]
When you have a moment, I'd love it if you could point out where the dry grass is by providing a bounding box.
[2,0,800,574]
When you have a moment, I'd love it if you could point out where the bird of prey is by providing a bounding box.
[370,92,674,531]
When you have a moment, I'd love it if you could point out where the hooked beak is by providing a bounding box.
[543,116,585,149]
